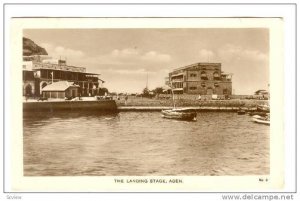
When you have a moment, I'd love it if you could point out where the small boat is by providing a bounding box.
[257,104,270,112]
[161,82,197,121]
[237,109,246,115]
[162,108,197,121]
[252,114,270,125]
[248,111,268,117]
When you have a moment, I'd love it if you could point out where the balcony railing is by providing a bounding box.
[33,62,86,73]
[171,79,183,82]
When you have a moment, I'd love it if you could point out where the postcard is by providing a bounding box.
[9,17,284,192]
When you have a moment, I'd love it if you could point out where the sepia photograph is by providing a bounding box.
[22,28,270,177]
[7,16,287,192]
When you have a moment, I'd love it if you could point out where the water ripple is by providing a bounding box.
[23,111,269,176]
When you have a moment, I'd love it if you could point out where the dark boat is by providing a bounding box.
[248,111,268,117]
[257,105,270,112]
[237,109,246,115]
[252,114,270,125]
[161,108,197,121]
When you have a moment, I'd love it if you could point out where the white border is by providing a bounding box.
[1,2,297,200]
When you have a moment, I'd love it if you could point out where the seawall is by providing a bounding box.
[115,98,268,107]
[23,100,118,112]
[118,106,258,112]
[116,98,269,112]
[23,99,268,112]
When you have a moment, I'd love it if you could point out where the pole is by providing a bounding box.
[146,72,148,89]
[172,88,175,109]
[170,81,175,109]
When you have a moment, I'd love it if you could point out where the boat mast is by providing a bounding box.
[146,73,149,89]
[170,81,175,109]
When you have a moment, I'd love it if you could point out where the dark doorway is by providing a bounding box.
[25,84,32,96]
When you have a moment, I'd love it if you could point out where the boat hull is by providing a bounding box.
[252,116,270,125]
[248,111,268,117]
[161,109,197,121]
[237,110,246,115]
[257,105,270,112]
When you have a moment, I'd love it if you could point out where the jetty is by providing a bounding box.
[118,106,258,112]
[23,98,267,113]
[23,100,117,112]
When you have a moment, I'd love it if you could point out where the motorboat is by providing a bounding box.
[162,108,197,121]
[252,114,270,125]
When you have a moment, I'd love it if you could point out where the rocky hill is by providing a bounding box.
[23,37,48,56]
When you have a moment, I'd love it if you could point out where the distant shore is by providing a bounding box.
[23,96,269,112]
[115,96,269,108]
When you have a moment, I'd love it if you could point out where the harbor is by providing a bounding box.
[23,97,268,112]
[23,110,269,176]
[21,29,270,177]
[22,37,269,117]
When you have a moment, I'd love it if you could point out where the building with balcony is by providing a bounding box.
[167,62,233,95]
[23,55,105,97]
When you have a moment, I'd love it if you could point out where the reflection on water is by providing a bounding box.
[23,111,269,176]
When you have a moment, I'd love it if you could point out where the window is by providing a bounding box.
[201,83,206,87]
[190,73,197,77]
[174,82,183,88]
[189,87,197,90]
[214,83,219,87]
[213,72,220,80]
[201,71,208,80]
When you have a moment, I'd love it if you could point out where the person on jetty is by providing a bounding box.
[198,94,201,100]
[125,94,128,106]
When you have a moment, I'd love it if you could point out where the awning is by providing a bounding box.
[42,81,79,92]
[173,88,183,91]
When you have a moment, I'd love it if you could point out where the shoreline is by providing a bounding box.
[118,106,259,112]
[115,98,268,111]
[23,98,268,112]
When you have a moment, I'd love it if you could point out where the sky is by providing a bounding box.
[24,29,269,94]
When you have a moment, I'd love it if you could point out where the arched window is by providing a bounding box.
[213,72,220,80]
[201,71,208,80]
[25,84,32,96]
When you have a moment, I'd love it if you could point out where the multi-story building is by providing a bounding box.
[23,55,104,97]
[167,62,233,95]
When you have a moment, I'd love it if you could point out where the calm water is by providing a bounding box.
[23,111,269,176]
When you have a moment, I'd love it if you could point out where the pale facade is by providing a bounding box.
[168,63,233,95]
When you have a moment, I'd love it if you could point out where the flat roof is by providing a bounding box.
[32,68,100,75]
[83,72,101,76]
[173,62,221,72]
